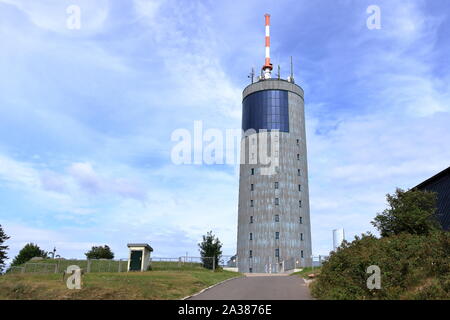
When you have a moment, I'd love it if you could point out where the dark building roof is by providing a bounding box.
[414,166,450,231]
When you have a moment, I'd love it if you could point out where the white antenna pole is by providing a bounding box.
[262,14,273,79]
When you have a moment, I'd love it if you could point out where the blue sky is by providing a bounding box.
[1,0,449,262]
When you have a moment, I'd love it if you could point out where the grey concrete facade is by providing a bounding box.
[237,79,312,273]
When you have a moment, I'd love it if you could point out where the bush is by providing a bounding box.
[311,232,450,300]
[85,245,114,260]
[11,243,48,267]
[372,188,441,237]
[312,188,449,300]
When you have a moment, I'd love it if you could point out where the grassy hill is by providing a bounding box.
[0,269,241,300]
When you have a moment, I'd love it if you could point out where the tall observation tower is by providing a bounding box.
[236,14,312,273]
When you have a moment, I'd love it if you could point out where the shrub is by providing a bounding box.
[11,243,48,267]
[85,245,114,260]
[311,232,450,300]
[372,188,441,237]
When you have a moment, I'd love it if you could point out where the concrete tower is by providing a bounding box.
[236,14,312,273]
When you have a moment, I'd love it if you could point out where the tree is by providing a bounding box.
[0,225,10,273]
[198,231,222,270]
[85,245,114,260]
[11,243,48,266]
[372,188,441,237]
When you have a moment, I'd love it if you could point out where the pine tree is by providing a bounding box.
[0,224,10,273]
[198,231,222,270]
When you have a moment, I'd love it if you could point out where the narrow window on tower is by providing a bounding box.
[250,200,254,207]
[249,233,253,240]
[249,250,253,258]
[275,248,280,258]
[299,200,302,207]
[250,216,253,223]
[299,217,303,224]
[274,182,279,189]
[275,198,279,205]
[297,154,300,160]
[275,214,280,222]
[275,232,279,240]
[298,184,302,192]
[251,168,255,175]
[249,267,253,273]
[296,139,300,146]
[251,184,254,191]
[301,233,304,241]
[297,169,301,176]
[301,250,304,258]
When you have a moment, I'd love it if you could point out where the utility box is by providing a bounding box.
[127,243,153,272]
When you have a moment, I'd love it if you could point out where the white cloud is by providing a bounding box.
[0,154,150,222]
[40,170,68,193]
[133,0,164,22]
[307,96,450,255]
[0,154,40,190]
[132,0,242,120]
[301,1,450,255]
[0,0,109,33]
[67,162,148,201]
[0,152,239,257]
[68,162,101,193]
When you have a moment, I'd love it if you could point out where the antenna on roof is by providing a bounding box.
[288,56,295,83]
[248,67,255,84]
[262,14,273,79]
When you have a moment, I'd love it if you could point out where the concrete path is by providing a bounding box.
[188,274,312,300]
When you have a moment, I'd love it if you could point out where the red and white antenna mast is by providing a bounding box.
[262,13,273,79]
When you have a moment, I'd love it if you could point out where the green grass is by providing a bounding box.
[291,267,321,279]
[0,269,241,300]
[151,261,205,271]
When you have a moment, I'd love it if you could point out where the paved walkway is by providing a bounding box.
[188,274,312,300]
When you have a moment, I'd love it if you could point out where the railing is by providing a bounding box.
[5,259,129,274]
[150,256,219,271]
[5,255,242,275]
